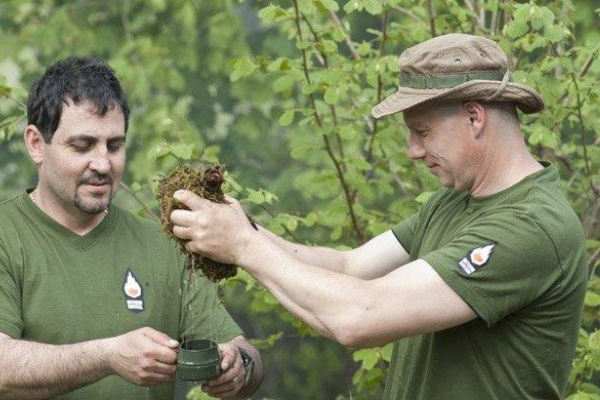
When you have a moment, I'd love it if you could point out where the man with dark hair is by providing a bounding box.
[0,57,263,399]
[170,34,588,398]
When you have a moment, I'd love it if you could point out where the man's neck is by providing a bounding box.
[30,187,107,236]
[469,137,543,198]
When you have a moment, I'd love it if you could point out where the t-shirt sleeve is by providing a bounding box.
[178,255,243,343]
[392,189,446,253]
[392,213,419,252]
[0,234,23,338]
[421,213,561,327]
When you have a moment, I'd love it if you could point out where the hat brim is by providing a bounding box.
[371,80,545,119]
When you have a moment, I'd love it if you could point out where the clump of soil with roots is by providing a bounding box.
[156,164,254,282]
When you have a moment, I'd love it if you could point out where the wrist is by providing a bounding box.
[98,337,117,375]
[235,230,262,271]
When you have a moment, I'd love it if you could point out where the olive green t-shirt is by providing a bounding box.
[385,164,588,399]
[0,193,242,399]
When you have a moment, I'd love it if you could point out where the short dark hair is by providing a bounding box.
[27,57,130,143]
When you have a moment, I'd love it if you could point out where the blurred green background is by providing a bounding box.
[1,1,599,399]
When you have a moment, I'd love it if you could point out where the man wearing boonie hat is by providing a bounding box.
[170,34,588,399]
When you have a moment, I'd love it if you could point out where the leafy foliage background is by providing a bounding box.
[0,1,599,398]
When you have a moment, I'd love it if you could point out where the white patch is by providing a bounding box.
[124,271,142,298]
[123,269,145,313]
[469,244,495,266]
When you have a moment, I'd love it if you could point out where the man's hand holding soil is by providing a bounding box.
[170,191,258,267]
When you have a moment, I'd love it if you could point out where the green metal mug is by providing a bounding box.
[177,339,222,382]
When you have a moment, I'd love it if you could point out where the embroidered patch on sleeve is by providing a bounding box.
[458,243,496,275]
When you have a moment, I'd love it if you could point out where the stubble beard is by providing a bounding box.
[74,188,114,214]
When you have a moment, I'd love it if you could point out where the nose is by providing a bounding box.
[408,134,426,160]
[89,148,111,174]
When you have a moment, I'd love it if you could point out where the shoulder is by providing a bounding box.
[0,194,27,238]
[112,206,173,244]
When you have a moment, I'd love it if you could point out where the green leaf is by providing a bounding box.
[246,189,266,205]
[273,75,296,93]
[415,191,434,204]
[286,218,298,231]
[321,40,337,54]
[301,83,319,95]
[296,40,312,50]
[291,144,312,159]
[258,5,278,23]
[130,182,142,192]
[201,145,221,163]
[363,0,382,15]
[589,331,600,350]
[381,343,393,362]
[318,0,339,12]
[343,0,362,13]
[0,115,23,128]
[351,157,371,171]
[0,85,12,96]
[279,110,295,126]
[146,142,170,160]
[324,87,339,104]
[506,21,529,38]
[171,143,193,160]
[545,25,565,43]
[585,292,600,307]
[339,125,356,140]
[230,56,257,82]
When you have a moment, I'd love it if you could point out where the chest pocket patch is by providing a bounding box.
[123,269,145,313]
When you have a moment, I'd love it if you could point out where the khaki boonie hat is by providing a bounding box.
[371,33,545,118]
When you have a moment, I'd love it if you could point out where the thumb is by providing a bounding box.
[143,328,179,348]
[173,190,209,211]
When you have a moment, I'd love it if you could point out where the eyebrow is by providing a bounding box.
[65,134,126,144]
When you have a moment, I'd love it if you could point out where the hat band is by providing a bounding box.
[400,70,510,89]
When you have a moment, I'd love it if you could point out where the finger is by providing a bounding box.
[219,345,236,371]
[174,190,211,211]
[169,209,195,227]
[153,347,178,365]
[206,359,242,387]
[142,328,179,349]
[140,371,176,386]
[172,225,192,240]
[146,360,177,375]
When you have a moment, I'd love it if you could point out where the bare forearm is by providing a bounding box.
[258,226,349,274]
[0,337,111,398]
[240,236,371,344]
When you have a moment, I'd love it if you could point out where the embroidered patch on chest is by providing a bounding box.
[458,243,496,275]
[123,269,145,313]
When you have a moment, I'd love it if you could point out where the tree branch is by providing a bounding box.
[390,5,426,24]
[300,13,346,163]
[0,91,26,110]
[570,74,591,178]
[428,0,437,37]
[365,6,389,166]
[328,11,361,60]
[119,182,159,221]
[292,0,363,244]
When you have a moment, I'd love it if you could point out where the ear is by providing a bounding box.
[24,125,46,165]
[463,101,486,139]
